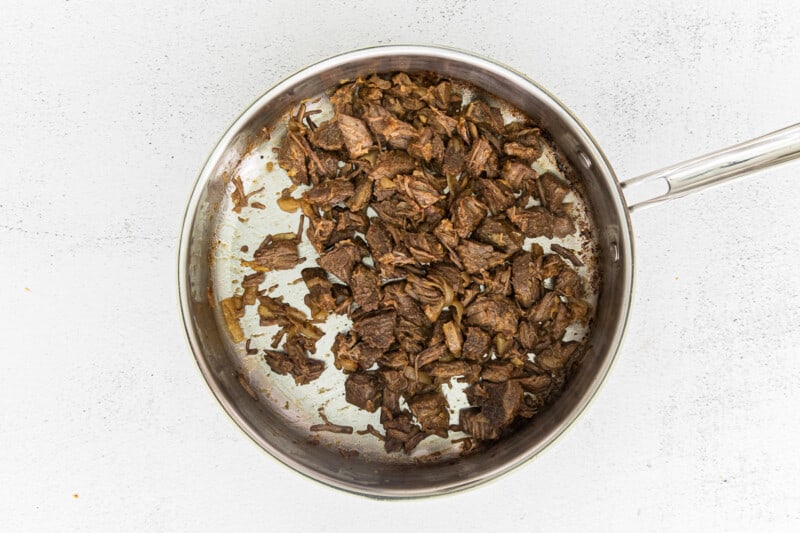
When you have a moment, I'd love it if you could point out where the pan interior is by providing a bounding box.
[180,46,633,497]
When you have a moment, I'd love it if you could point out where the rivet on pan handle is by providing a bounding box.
[620,123,800,211]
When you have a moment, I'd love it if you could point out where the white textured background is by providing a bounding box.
[2,1,799,531]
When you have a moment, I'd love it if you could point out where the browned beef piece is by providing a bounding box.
[263,349,293,376]
[302,267,335,319]
[433,219,459,252]
[484,264,512,296]
[539,172,570,212]
[511,251,542,308]
[353,309,396,350]
[377,350,411,370]
[371,197,416,227]
[307,118,344,151]
[379,369,408,413]
[264,334,325,385]
[427,80,452,109]
[383,282,429,326]
[338,114,374,158]
[334,208,368,234]
[480,361,522,382]
[464,100,504,134]
[442,137,466,178]
[363,104,418,150]
[452,196,487,238]
[550,213,575,238]
[511,127,545,151]
[330,82,356,115]
[508,206,554,238]
[427,360,472,379]
[456,240,505,274]
[503,142,541,163]
[518,319,540,351]
[554,267,584,299]
[517,373,552,394]
[407,391,450,437]
[413,343,448,369]
[364,218,393,261]
[381,409,427,453]
[248,235,305,271]
[306,217,334,253]
[350,264,381,312]
[345,372,383,412]
[396,171,445,209]
[404,232,445,263]
[462,326,492,362]
[421,106,459,137]
[464,294,519,336]
[458,408,501,440]
[527,291,560,324]
[346,176,372,212]
[303,178,354,207]
[395,318,430,355]
[475,178,514,215]
[501,160,539,192]
[277,132,308,185]
[408,127,444,163]
[536,342,580,373]
[427,262,462,291]
[317,239,367,283]
[466,137,499,178]
[540,253,567,278]
[380,369,409,393]
[466,380,523,428]
[474,217,524,254]
[368,150,417,182]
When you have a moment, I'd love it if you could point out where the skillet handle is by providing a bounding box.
[620,124,800,211]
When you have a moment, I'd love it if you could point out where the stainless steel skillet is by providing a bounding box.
[178,45,800,498]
